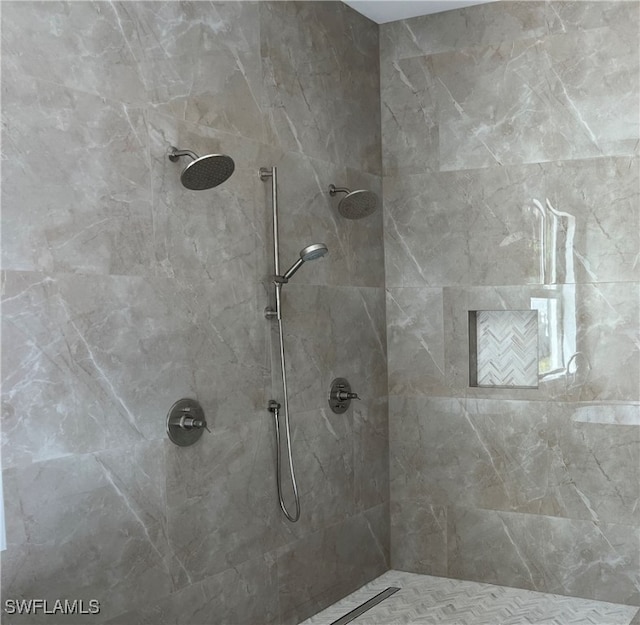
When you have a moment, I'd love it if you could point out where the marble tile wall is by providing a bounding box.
[381,0,640,607]
[1,2,388,623]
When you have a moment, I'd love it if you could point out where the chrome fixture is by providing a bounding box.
[329,378,360,414]
[277,243,329,284]
[166,398,210,446]
[261,166,329,523]
[330,587,400,625]
[328,184,378,219]
[168,146,235,190]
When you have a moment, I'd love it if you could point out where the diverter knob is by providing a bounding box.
[166,398,209,446]
[329,378,360,414]
[336,390,359,401]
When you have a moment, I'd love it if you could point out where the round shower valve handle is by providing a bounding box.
[172,414,210,431]
[336,390,359,401]
[166,398,209,446]
[329,378,360,414]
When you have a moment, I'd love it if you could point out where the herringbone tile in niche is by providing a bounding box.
[301,570,639,625]
[474,310,538,388]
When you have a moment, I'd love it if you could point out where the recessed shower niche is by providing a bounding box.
[469,310,539,389]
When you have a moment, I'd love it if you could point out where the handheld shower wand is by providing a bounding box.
[261,166,329,523]
[276,243,329,284]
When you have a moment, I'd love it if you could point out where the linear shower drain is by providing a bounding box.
[328,587,401,625]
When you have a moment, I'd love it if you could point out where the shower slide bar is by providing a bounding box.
[260,166,328,523]
[261,166,300,523]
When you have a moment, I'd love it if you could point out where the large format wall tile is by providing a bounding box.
[381,4,639,174]
[1,73,154,275]
[389,396,639,526]
[386,287,447,396]
[448,506,640,606]
[542,157,639,284]
[105,554,280,625]
[381,1,640,65]
[165,421,283,586]
[279,285,387,416]
[276,503,389,624]
[383,0,638,610]
[1,269,267,468]
[568,283,640,402]
[328,286,388,402]
[1,1,147,104]
[388,281,640,402]
[276,284,334,415]
[380,55,439,177]
[545,1,640,34]
[432,27,639,171]
[380,1,549,62]
[284,407,355,541]
[384,157,639,288]
[441,283,640,402]
[389,397,552,515]
[390,499,447,576]
[354,396,390,511]
[113,1,266,142]
[2,271,145,467]
[260,1,381,174]
[546,404,640,527]
[383,165,544,287]
[2,442,176,622]
[2,1,267,142]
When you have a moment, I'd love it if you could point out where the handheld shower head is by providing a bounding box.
[168,146,235,190]
[328,184,378,219]
[280,243,328,282]
[299,243,329,262]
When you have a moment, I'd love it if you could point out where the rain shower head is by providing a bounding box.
[168,146,235,190]
[328,184,378,219]
[281,243,328,282]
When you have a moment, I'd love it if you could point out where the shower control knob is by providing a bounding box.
[175,415,210,431]
[336,391,359,401]
[166,398,209,446]
[329,378,360,414]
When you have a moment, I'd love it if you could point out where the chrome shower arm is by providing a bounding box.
[168,147,199,162]
[328,184,350,196]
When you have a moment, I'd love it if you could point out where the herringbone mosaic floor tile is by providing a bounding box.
[301,571,639,625]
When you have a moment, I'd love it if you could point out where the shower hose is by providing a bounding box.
[272,309,301,523]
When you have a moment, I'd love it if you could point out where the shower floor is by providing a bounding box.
[301,570,639,625]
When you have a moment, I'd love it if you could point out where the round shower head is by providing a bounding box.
[181,154,235,190]
[328,184,378,219]
[300,243,328,261]
[281,243,329,282]
[168,147,235,190]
